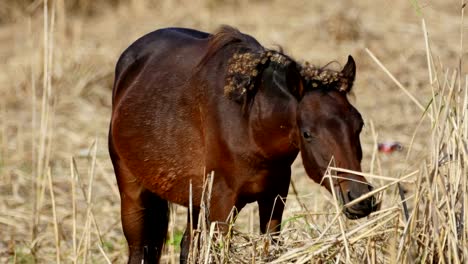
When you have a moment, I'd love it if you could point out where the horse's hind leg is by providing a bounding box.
[113,159,169,264]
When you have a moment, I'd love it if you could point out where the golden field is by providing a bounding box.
[0,0,467,263]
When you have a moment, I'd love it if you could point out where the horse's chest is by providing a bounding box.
[238,169,278,196]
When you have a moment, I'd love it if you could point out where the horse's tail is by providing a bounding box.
[153,197,170,262]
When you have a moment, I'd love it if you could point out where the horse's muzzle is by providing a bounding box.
[343,193,380,219]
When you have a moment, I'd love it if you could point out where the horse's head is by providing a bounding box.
[223,50,378,218]
[297,56,378,219]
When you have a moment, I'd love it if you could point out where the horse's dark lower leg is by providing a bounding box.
[258,171,290,236]
[113,160,169,264]
[122,191,169,264]
[179,208,200,264]
[180,184,240,264]
[258,195,286,235]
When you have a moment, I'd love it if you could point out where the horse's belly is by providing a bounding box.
[138,157,205,203]
[114,140,206,204]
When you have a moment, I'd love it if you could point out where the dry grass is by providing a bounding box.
[0,0,467,263]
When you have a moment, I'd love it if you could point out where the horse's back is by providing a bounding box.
[110,28,211,203]
[112,28,210,104]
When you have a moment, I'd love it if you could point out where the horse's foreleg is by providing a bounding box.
[179,183,241,263]
[257,194,287,235]
[257,173,290,235]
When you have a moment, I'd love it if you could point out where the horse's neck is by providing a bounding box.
[247,92,299,161]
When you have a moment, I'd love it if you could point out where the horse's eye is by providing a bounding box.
[303,131,313,141]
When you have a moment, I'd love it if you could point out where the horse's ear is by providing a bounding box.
[339,55,356,93]
[261,59,303,100]
[286,62,304,99]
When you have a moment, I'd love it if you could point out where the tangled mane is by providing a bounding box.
[298,55,357,93]
[195,25,294,112]
[196,26,260,69]
[298,62,349,91]
[195,26,352,113]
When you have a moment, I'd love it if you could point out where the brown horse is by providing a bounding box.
[109,26,378,263]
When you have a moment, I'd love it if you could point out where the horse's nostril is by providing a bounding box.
[348,191,373,207]
[359,198,369,207]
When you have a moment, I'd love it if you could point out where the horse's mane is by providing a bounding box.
[196,26,264,69]
[194,26,290,113]
[194,26,351,112]
[299,61,340,84]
